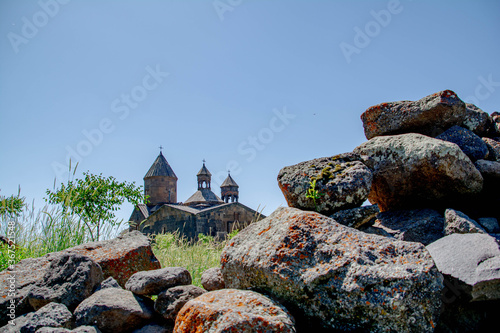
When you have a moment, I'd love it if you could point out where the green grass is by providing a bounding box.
[0,201,120,271]
[151,232,228,288]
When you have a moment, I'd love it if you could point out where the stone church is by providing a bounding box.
[129,151,264,239]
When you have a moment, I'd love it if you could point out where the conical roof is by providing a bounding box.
[221,173,239,187]
[197,163,212,176]
[184,188,224,205]
[144,152,177,179]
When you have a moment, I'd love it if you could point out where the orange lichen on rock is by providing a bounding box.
[173,289,295,333]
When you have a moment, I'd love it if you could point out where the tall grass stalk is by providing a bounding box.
[152,232,226,288]
[0,200,118,271]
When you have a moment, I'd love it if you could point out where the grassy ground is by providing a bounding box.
[151,232,232,288]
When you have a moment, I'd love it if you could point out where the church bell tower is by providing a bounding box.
[143,149,178,205]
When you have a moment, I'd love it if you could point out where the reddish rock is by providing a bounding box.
[361,90,467,140]
[174,289,295,332]
[221,207,442,332]
[64,231,160,286]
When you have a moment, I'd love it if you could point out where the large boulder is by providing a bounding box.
[64,230,160,286]
[435,126,489,161]
[361,209,444,245]
[427,233,500,301]
[444,209,487,236]
[361,90,467,140]
[277,153,372,215]
[125,267,192,296]
[154,285,206,321]
[329,204,379,229]
[28,253,103,311]
[0,302,72,333]
[74,288,155,333]
[354,133,483,211]
[221,207,443,332]
[173,289,296,333]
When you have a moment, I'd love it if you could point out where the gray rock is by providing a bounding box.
[0,257,51,326]
[475,159,500,180]
[463,103,493,137]
[125,267,192,296]
[482,137,500,161]
[361,90,467,140]
[478,217,500,233]
[362,209,444,245]
[174,289,296,333]
[277,153,372,215]
[94,277,122,292]
[36,326,102,333]
[436,125,489,161]
[221,207,443,332]
[354,133,483,211]
[330,204,379,229]
[444,209,487,236]
[1,302,72,333]
[28,253,103,311]
[200,267,225,291]
[154,285,206,321]
[427,233,500,301]
[74,288,154,333]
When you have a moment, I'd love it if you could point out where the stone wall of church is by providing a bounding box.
[196,203,262,239]
[138,203,264,240]
[144,176,177,205]
[139,206,196,239]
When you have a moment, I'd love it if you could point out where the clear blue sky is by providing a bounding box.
[1,0,499,226]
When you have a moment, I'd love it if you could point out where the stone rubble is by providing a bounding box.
[2,89,500,332]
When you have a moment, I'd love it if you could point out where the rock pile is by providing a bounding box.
[3,90,499,332]
[0,231,287,333]
[225,90,499,331]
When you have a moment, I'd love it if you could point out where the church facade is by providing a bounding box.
[129,151,264,239]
